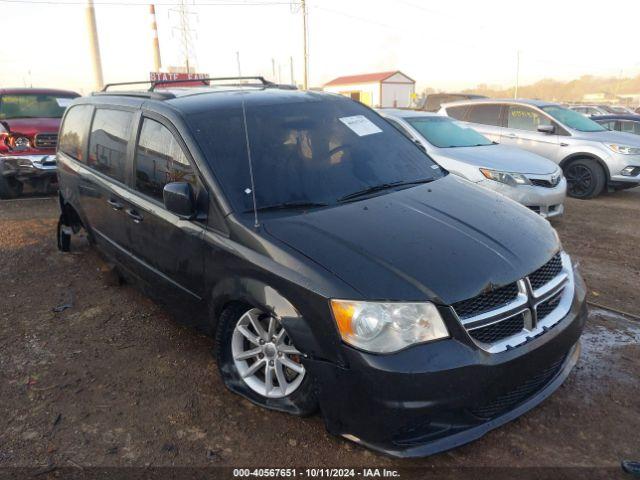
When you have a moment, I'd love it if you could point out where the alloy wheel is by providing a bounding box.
[231,308,305,399]
[565,164,593,197]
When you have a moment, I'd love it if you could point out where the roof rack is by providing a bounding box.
[100,76,276,93]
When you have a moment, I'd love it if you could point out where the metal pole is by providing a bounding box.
[86,0,104,90]
[272,58,276,80]
[150,4,162,72]
[301,0,308,90]
[236,51,242,76]
[514,50,520,99]
[290,56,294,85]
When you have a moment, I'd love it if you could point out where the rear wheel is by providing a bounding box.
[564,158,606,199]
[215,303,317,415]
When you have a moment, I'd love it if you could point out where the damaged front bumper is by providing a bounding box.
[303,270,587,458]
[1,154,57,180]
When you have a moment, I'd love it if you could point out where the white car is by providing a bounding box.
[378,109,566,218]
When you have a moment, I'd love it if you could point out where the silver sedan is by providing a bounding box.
[378,109,566,219]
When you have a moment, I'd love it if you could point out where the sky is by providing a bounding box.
[1,0,639,95]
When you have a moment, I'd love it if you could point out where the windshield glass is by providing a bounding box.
[541,105,606,132]
[405,116,493,148]
[188,95,443,211]
[0,94,76,120]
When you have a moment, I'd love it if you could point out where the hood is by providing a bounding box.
[432,144,558,175]
[573,129,640,145]
[2,117,61,136]
[263,175,559,305]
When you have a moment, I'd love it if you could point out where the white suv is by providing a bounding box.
[439,99,640,198]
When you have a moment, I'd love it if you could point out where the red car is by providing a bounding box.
[0,88,80,198]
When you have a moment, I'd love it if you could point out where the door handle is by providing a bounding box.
[126,208,144,223]
[107,198,123,211]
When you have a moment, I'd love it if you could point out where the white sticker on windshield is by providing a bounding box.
[56,98,73,107]
[339,115,382,137]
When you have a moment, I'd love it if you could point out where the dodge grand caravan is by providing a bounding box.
[439,99,640,198]
[56,78,587,457]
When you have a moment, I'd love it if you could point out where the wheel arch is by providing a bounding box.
[559,153,610,182]
[209,277,326,358]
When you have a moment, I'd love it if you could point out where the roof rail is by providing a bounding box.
[100,76,276,93]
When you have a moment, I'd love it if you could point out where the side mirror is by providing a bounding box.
[537,124,555,134]
[163,182,195,219]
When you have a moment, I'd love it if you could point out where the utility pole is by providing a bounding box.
[290,56,294,85]
[236,51,241,76]
[301,0,309,89]
[150,4,162,72]
[85,0,104,90]
[272,58,276,81]
[514,49,520,99]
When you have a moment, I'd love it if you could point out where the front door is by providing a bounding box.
[123,115,206,320]
[500,105,562,162]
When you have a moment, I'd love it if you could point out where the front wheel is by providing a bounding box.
[215,303,317,415]
[564,158,606,199]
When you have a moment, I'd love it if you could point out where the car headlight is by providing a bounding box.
[480,168,531,186]
[605,143,640,155]
[13,136,31,149]
[330,300,449,353]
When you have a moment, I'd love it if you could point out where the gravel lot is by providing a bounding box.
[1,190,639,479]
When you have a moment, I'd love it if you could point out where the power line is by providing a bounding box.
[0,0,295,5]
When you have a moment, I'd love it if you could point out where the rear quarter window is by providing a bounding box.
[58,105,93,162]
[87,109,134,183]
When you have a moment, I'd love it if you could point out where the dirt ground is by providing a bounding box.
[1,190,639,479]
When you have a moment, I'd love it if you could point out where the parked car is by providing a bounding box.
[592,114,640,136]
[0,88,80,198]
[439,99,640,198]
[421,93,486,112]
[56,79,586,458]
[378,109,566,218]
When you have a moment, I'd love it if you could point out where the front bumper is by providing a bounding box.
[606,152,640,184]
[305,269,587,458]
[477,178,566,219]
[0,154,57,180]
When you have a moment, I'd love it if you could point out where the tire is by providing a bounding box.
[215,303,317,416]
[57,215,71,252]
[564,158,606,199]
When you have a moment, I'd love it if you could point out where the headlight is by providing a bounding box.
[480,168,531,186]
[605,143,640,155]
[13,136,31,149]
[330,300,449,353]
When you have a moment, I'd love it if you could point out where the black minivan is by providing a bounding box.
[56,78,587,457]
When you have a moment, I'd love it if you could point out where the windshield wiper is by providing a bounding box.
[338,178,434,203]
[248,201,329,212]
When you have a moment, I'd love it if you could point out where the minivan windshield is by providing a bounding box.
[541,105,606,132]
[189,95,444,212]
[405,116,494,148]
[0,94,76,120]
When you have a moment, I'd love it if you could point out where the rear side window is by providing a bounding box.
[507,106,552,131]
[466,104,502,126]
[620,120,640,135]
[59,105,93,162]
[445,105,468,121]
[134,118,197,202]
[88,109,134,183]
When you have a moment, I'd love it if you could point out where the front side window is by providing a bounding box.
[406,116,493,148]
[59,105,93,162]
[619,120,640,135]
[596,120,617,131]
[541,105,606,132]
[188,95,443,212]
[134,118,197,201]
[507,105,553,131]
[466,104,502,127]
[0,94,77,120]
[88,109,134,182]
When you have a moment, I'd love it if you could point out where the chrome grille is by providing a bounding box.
[34,133,58,149]
[529,253,562,290]
[452,251,572,353]
[451,283,519,320]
